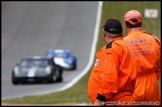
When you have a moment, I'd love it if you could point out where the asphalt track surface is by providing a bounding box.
[2,1,99,100]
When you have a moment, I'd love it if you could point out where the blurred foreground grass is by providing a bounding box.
[2,1,161,105]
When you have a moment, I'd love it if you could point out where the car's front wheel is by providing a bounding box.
[12,79,19,85]
[12,72,19,85]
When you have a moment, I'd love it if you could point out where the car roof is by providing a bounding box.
[47,49,71,54]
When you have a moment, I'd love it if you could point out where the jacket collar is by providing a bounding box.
[106,36,123,44]
[126,27,143,36]
[113,36,123,41]
[105,36,123,49]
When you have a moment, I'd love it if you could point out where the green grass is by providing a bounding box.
[2,1,161,105]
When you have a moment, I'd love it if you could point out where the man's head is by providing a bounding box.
[103,18,123,37]
[124,10,142,28]
[102,18,123,43]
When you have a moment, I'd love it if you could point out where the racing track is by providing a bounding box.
[2,2,99,100]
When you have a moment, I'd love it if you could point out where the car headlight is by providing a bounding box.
[45,67,51,74]
[14,67,19,74]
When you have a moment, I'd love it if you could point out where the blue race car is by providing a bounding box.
[45,49,77,70]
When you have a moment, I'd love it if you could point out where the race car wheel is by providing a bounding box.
[56,76,63,82]
[56,68,63,82]
[52,71,58,82]
[71,63,77,70]
[12,72,19,85]
[12,79,19,85]
[49,68,59,83]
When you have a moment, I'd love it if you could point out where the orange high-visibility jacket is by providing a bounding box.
[88,37,137,104]
[123,28,161,103]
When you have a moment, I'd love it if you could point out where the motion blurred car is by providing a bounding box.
[45,49,77,70]
[12,56,63,85]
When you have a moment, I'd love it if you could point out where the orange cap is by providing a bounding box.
[124,10,142,25]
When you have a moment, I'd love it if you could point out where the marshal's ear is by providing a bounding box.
[103,32,107,37]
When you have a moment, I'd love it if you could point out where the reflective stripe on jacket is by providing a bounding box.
[88,36,137,104]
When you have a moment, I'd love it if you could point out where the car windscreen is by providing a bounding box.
[54,53,70,58]
[20,59,50,67]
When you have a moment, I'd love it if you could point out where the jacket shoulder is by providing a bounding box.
[143,31,153,35]
[153,36,161,44]
[143,31,160,44]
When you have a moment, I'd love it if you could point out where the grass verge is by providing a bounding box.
[2,1,161,106]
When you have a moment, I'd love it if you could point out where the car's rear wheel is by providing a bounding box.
[56,68,63,82]
[71,62,77,70]
[49,68,59,83]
